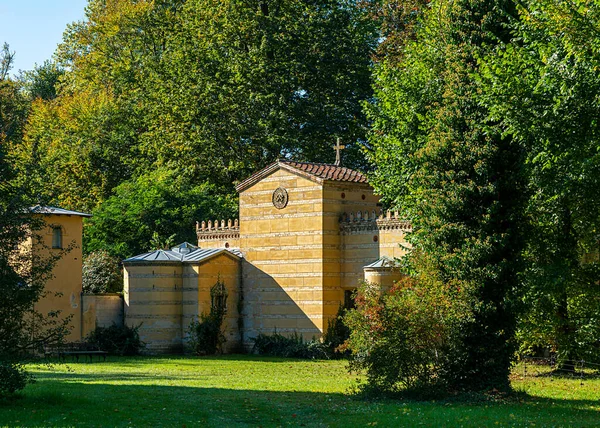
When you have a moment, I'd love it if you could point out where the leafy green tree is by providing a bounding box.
[0,45,29,150]
[84,168,237,260]
[82,251,123,294]
[365,0,526,392]
[13,89,138,212]
[480,0,600,366]
[47,0,377,190]
[19,60,64,101]
[0,46,70,396]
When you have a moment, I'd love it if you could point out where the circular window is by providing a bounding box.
[225,242,230,248]
[362,194,366,200]
[373,235,378,242]
[341,192,346,199]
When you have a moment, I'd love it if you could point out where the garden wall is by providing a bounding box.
[82,294,124,338]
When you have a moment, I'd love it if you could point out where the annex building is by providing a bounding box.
[123,160,412,353]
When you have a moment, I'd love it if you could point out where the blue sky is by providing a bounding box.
[0,0,88,75]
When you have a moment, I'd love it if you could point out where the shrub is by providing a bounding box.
[0,361,31,397]
[343,275,472,396]
[322,305,351,358]
[85,323,144,355]
[251,332,330,360]
[187,278,229,355]
[82,251,123,294]
[187,310,226,355]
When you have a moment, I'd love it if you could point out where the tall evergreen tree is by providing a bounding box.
[366,0,526,391]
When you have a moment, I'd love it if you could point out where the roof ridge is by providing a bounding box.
[235,159,369,193]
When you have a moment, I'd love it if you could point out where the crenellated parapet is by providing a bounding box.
[339,210,412,234]
[196,219,240,241]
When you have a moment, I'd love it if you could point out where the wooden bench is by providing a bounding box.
[44,342,108,362]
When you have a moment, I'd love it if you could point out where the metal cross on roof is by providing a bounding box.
[333,138,345,166]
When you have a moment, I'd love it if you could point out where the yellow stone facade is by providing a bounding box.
[196,161,411,348]
[123,251,241,353]
[31,212,87,342]
[124,160,411,352]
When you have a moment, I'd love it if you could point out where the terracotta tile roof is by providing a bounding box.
[280,161,367,183]
[235,160,368,192]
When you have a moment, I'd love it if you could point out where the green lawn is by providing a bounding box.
[1,356,599,427]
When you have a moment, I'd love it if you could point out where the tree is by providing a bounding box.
[19,60,65,101]
[0,46,70,396]
[480,0,600,366]
[18,0,376,208]
[82,251,123,294]
[84,168,237,260]
[364,0,526,392]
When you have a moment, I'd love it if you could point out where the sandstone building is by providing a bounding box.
[123,160,411,352]
[27,206,123,342]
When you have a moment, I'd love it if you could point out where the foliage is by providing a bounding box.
[322,305,351,358]
[187,311,226,356]
[148,232,176,251]
[479,0,600,367]
[0,45,71,397]
[343,274,472,396]
[12,0,377,222]
[82,250,123,294]
[365,0,527,392]
[187,278,228,355]
[0,362,31,397]
[18,61,64,101]
[0,46,29,148]
[251,332,330,360]
[84,168,236,259]
[12,88,138,212]
[85,323,144,356]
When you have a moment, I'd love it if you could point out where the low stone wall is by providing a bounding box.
[81,294,124,338]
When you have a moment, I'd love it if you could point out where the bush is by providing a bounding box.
[251,332,330,360]
[322,305,351,358]
[343,275,472,397]
[187,310,226,355]
[85,324,144,355]
[0,361,31,397]
[82,251,123,294]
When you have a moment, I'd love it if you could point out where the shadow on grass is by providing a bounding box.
[1,374,599,427]
[43,353,335,365]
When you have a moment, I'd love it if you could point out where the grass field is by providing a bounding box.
[1,355,599,427]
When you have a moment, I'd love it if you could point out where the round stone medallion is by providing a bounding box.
[272,187,289,209]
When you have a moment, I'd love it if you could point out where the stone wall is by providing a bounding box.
[124,263,184,353]
[81,294,123,338]
[196,219,240,249]
[124,254,241,353]
[182,253,242,353]
[321,182,381,326]
[340,211,411,290]
[238,168,326,343]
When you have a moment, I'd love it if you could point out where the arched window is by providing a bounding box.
[52,227,62,249]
